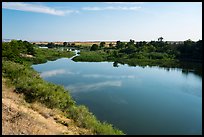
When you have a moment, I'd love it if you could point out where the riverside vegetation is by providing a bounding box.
[71,38,202,76]
[2,40,124,135]
[35,38,202,65]
[72,39,202,63]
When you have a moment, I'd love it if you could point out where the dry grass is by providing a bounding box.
[33,41,117,47]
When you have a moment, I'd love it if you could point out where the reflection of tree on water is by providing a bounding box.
[182,69,196,75]
[179,62,202,77]
[113,61,119,67]
[115,59,202,78]
[166,68,170,71]
[182,69,189,76]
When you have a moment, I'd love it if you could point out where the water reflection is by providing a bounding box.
[82,74,136,79]
[114,60,202,78]
[113,61,119,67]
[66,80,122,92]
[40,69,78,78]
[32,57,202,135]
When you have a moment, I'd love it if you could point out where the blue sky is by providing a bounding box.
[2,2,202,42]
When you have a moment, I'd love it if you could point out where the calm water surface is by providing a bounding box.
[32,57,202,135]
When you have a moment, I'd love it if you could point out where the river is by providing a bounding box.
[32,51,202,135]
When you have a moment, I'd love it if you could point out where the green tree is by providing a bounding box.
[158,37,164,42]
[109,43,113,47]
[126,39,135,49]
[116,41,121,49]
[47,42,55,48]
[22,41,35,55]
[90,44,99,51]
[129,39,135,45]
[100,42,106,48]
[113,50,118,57]
[9,40,21,55]
[116,41,125,49]
[145,44,156,52]
[126,44,136,54]
[63,42,68,47]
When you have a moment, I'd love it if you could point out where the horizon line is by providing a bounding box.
[3,38,202,43]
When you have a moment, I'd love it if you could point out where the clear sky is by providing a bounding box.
[2,2,202,42]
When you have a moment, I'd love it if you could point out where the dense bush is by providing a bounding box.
[90,44,99,51]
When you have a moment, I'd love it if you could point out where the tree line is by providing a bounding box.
[89,38,202,61]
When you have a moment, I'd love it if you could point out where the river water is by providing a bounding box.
[32,53,202,135]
